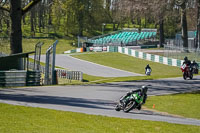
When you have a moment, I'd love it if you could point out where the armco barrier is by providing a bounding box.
[111,46,187,67]
[0,69,42,87]
[107,46,118,52]
[0,70,27,87]
[56,69,83,81]
[64,46,200,67]
[26,70,41,86]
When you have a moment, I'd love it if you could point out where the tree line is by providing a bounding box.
[0,0,199,54]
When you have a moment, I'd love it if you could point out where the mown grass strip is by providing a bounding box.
[0,103,199,133]
[144,91,200,119]
[0,39,75,54]
[72,52,182,77]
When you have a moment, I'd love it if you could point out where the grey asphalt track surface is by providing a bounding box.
[0,76,200,126]
[39,54,143,77]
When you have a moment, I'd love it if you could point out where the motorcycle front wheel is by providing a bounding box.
[115,104,121,111]
[123,100,136,113]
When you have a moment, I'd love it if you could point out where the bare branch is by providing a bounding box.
[0,0,8,6]
[175,0,185,6]
[0,6,10,13]
[22,0,42,16]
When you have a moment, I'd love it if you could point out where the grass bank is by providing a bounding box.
[72,52,182,77]
[144,91,200,119]
[54,52,184,84]
[0,103,199,133]
[0,38,75,54]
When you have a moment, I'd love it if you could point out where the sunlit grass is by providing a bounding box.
[145,91,200,119]
[0,103,199,133]
[72,52,182,77]
[0,38,76,54]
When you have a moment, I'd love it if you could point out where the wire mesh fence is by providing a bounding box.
[33,42,44,70]
[164,43,200,62]
[44,40,58,85]
[28,62,83,83]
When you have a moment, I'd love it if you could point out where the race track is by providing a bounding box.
[1,54,200,126]
[39,54,143,77]
[0,76,200,126]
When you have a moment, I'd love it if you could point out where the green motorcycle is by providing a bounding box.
[115,93,144,113]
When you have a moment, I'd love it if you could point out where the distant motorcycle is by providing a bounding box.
[192,64,199,74]
[181,64,193,80]
[145,68,151,76]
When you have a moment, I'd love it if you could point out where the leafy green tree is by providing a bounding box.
[0,0,42,54]
[52,0,105,36]
[176,0,188,49]
[197,0,200,48]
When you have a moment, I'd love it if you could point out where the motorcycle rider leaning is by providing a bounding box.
[183,56,191,66]
[120,86,148,110]
[183,56,192,72]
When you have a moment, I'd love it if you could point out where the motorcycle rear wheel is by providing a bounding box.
[190,73,193,79]
[183,73,187,80]
[123,100,136,113]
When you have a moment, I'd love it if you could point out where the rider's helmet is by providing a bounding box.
[184,56,188,61]
[193,60,196,63]
[141,86,148,94]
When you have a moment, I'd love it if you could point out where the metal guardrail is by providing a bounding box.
[56,69,83,81]
[0,70,42,87]
[28,62,83,81]
[0,70,27,87]
[26,70,41,86]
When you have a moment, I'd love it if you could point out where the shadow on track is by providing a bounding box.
[0,93,115,110]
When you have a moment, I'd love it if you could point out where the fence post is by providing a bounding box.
[34,42,44,70]
[44,40,58,85]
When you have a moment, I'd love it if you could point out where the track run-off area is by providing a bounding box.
[1,54,200,126]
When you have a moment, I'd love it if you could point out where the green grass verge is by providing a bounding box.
[63,52,187,84]
[72,52,182,78]
[0,103,199,133]
[0,38,76,54]
[144,91,200,119]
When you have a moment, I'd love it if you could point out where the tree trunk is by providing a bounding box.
[48,0,52,25]
[10,0,22,54]
[159,19,164,47]
[144,15,147,28]
[23,15,26,25]
[116,23,120,30]
[77,0,84,36]
[112,22,116,31]
[181,3,188,49]
[197,0,200,49]
[31,8,35,36]
[22,1,26,25]
[137,17,141,31]
[38,2,43,33]
[0,18,2,31]
[6,19,10,36]
[106,0,111,12]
